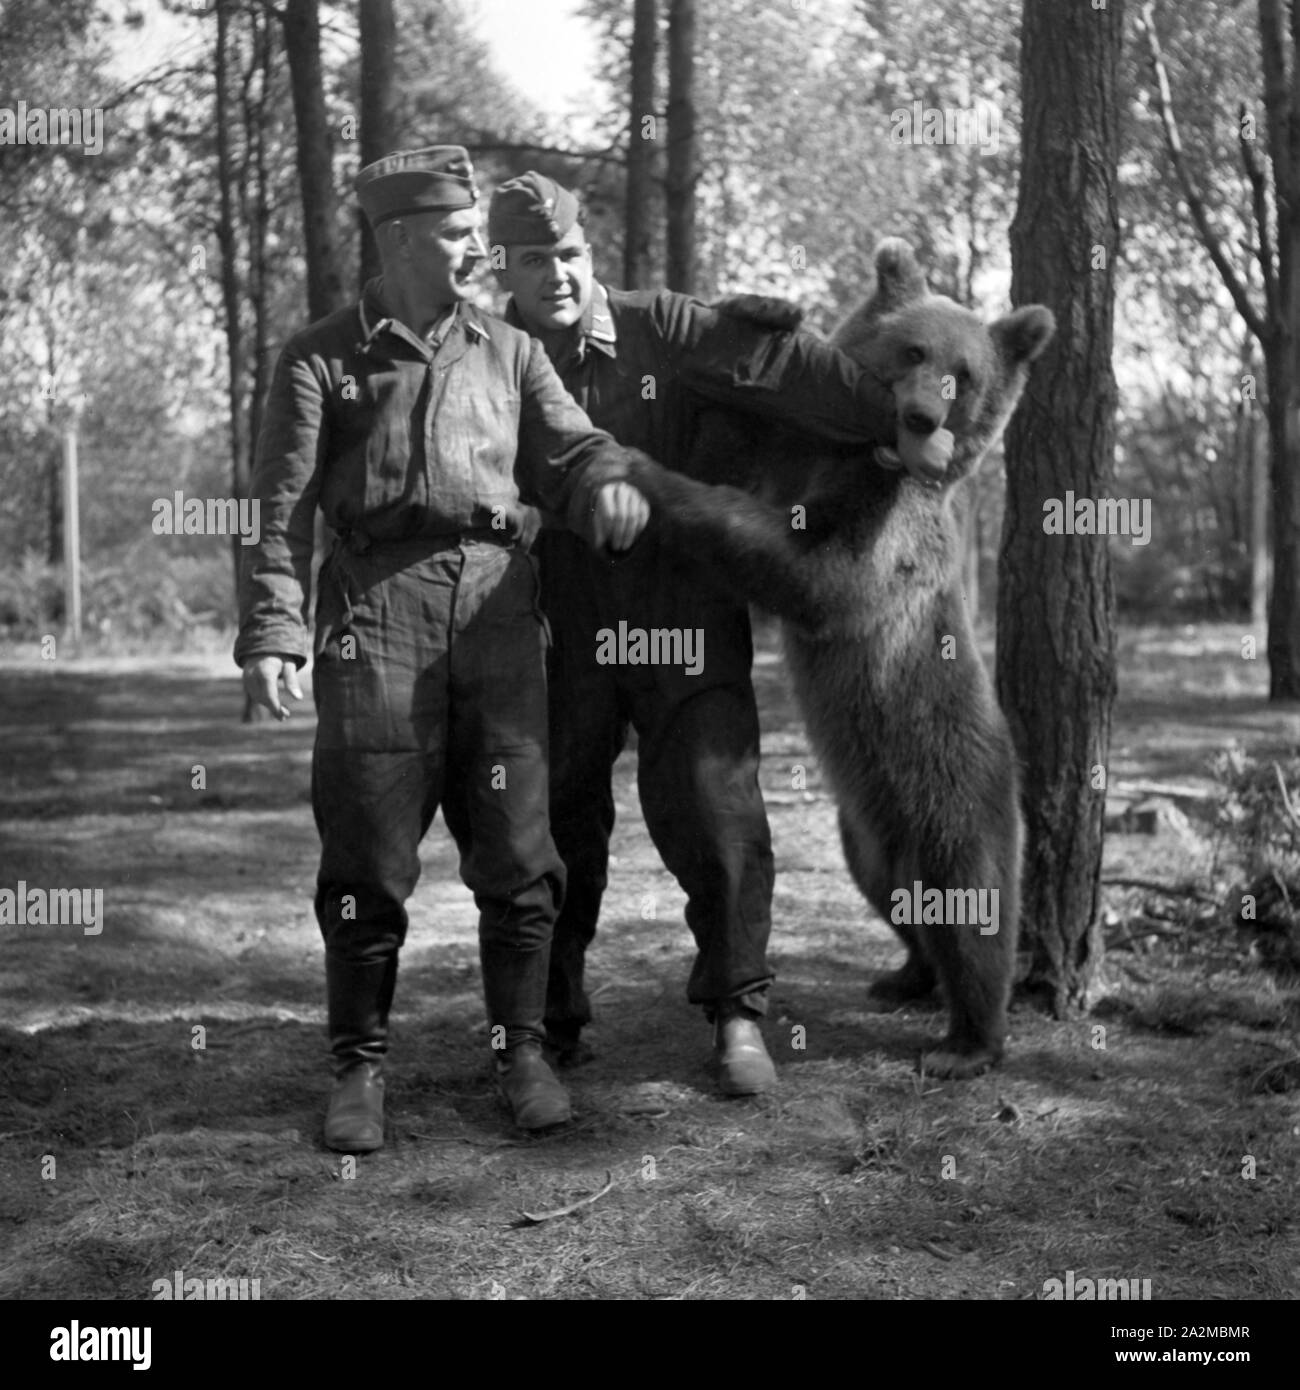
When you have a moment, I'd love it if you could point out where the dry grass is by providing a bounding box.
[0,622,1297,1301]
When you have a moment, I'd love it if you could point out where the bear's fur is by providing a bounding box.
[623,238,1055,1077]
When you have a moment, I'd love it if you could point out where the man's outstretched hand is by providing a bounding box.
[243,655,303,721]
[591,480,650,554]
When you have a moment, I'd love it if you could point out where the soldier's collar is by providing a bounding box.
[358,283,488,354]
[503,282,617,362]
[580,282,617,358]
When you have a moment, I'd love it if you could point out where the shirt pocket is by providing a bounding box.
[359,368,422,513]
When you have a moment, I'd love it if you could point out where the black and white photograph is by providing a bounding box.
[0,0,1295,1342]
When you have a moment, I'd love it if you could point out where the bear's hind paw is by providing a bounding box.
[919,1045,1003,1080]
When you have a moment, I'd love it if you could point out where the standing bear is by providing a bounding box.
[622,238,1055,1077]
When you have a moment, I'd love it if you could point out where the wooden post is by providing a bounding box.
[61,412,82,650]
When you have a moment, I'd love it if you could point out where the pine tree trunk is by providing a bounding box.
[358,0,397,290]
[665,0,696,294]
[284,0,346,322]
[625,0,658,290]
[996,0,1123,1014]
[1260,0,1300,697]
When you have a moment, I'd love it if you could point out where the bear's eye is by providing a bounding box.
[956,366,972,388]
[904,345,925,365]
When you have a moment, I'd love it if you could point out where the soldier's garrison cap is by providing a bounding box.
[488,172,583,246]
[355,145,478,228]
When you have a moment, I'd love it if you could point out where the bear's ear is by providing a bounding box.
[872,238,928,311]
[990,305,1056,366]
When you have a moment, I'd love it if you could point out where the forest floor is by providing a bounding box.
[0,620,1297,1304]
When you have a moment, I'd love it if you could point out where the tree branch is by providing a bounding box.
[464,139,627,168]
[1239,99,1279,323]
[1136,2,1266,341]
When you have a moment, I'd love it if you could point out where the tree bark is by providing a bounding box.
[358,0,397,290]
[665,0,696,293]
[625,0,658,290]
[244,6,273,476]
[1259,0,1300,698]
[214,1,247,587]
[283,0,346,322]
[996,0,1122,1015]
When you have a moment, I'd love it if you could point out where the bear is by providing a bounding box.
[620,237,1056,1077]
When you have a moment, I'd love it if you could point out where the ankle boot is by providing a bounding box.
[714,1005,777,1096]
[323,953,396,1152]
[325,1061,385,1153]
[496,1042,572,1130]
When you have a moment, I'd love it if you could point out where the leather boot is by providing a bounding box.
[323,953,396,1153]
[496,1041,572,1130]
[714,1004,777,1096]
[478,883,570,1128]
[325,1062,385,1153]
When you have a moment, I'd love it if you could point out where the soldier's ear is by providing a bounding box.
[380,219,409,262]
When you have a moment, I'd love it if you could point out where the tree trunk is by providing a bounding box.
[1251,389,1270,628]
[358,0,397,290]
[1265,339,1299,685]
[1260,0,1300,697]
[996,0,1122,1016]
[214,1,247,591]
[284,0,346,322]
[665,0,696,293]
[625,0,658,290]
[244,7,273,470]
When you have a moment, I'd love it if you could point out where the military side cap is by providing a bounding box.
[488,172,582,246]
[355,145,478,228]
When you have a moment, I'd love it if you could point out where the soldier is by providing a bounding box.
[236,147,649,1152]
[489,172,952,1095]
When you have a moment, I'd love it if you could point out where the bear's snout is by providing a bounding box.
[902,408,940,436]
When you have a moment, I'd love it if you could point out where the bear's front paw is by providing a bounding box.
[621,448,668,500]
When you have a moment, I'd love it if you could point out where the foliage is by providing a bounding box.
[1212,743,1300,976]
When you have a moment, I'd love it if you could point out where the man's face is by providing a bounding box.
[389,206,486,306]
[498,225,594,333]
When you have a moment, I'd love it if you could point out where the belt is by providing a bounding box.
[334,525,512,556]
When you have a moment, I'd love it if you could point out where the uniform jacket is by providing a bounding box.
[235,281,631,668]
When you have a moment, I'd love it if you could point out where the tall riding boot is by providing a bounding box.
[481,933,571,1132]
[323,952,397,1153]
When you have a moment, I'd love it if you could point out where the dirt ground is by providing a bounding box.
[0,619,1297,1305]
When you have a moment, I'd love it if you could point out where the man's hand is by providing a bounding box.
[875,427,956,485]
[711,292,805,333]
[243,655,303,721]
[591,480,650,554]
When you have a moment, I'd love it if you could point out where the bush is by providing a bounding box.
[1213,744,1300,978]
[0,542,236,644]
